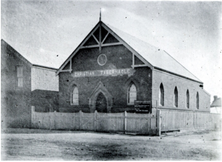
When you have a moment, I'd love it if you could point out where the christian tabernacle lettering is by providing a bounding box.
[72,68,135,77]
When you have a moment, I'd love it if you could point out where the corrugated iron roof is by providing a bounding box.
[105,23,201,82]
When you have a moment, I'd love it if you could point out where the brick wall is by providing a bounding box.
[31,90,59,112]
[59,45,152,112]
[152,68,210,111]
[31,65,59,112]
[59,43,210,113]
[31,66,59,91]
[1,40,32,128]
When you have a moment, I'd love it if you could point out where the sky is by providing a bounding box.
[1,0,222,101]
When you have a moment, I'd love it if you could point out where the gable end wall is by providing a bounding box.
[1,41,32,128]
[59,45,152,112]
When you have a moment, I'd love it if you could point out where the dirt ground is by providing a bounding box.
[1,128,222,161]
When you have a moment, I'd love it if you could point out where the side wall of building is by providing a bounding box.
[31,66,59,91]
[152,69,210,111]
[1,40,32,128]
[31,66,59,112]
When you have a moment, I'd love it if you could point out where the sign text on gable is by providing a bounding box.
[72,68,135,78]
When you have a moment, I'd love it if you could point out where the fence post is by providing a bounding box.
[49,111,51,130]
[79,110,82,130]
[193,111,196,130]
[51,111,56,130]
[124,111,127,134]
[156,109,161,136]
[94,110,98,131]
[220,118,221,140]
[31,106,35,128]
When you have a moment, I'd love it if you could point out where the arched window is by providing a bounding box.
[159,83,164,106]
[71,86,79,105]
[196,92,199,109]
[128,83,137,105]
[174,87,178,107]
[186,90,189,108]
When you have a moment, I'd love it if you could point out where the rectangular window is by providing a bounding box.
[17,66,23,87]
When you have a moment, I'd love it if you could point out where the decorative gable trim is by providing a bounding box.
[101,23,153,69]
[56,21,153,75]
[56,22,101,75]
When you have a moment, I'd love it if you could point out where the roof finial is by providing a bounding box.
[99,8,101,21]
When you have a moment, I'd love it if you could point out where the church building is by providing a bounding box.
[56,19,210,113]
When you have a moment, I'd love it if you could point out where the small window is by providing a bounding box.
[17,66,23,87]
[174,87,178,107]
[159,83,164,106]
[196,92,199,109]
[128,83,137,105]
[71,86,79,105]
[186,90,189,108]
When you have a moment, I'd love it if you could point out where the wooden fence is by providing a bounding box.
[31,106,221,136]
[31,106,160,135]
[160,108,221,132]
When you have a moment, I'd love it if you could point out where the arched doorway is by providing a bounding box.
[96,92,107,112]
[89,81,113,113]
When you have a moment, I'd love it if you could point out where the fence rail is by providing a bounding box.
[31,106,159,135]
[31,106,221,136]
[160,108,221,131]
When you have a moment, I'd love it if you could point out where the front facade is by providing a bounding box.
[1,39,59,128]
[57,21,210,113]
[58,50,152,113]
